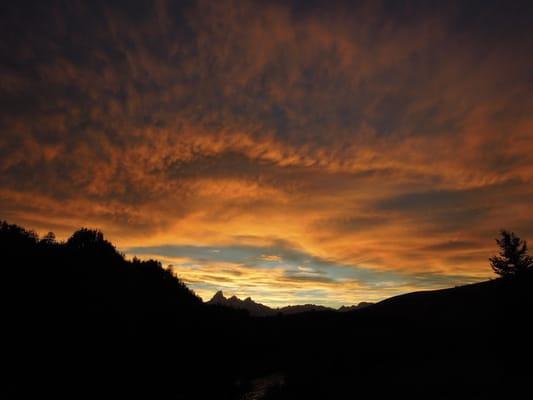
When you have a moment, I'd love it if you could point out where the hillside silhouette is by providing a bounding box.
[3,221,533,399]
[2,221,249,399]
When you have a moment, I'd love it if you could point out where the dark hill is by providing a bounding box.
[1,221,248,399]
[355,277,533,327]
[265,276,533,399]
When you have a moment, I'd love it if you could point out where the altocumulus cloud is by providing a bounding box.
[0,0,532,305]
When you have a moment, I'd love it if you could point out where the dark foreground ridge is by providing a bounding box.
[3,221,533,399]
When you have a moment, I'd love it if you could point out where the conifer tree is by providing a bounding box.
[489,230,533,277]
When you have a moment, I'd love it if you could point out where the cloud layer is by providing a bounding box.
[1,0,532,306]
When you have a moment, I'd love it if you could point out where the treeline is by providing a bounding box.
[1,221,256,399]
[2,221,201,314]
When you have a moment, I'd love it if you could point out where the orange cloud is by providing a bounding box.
[1,0,532,305]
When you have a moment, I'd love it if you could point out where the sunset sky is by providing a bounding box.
[1,0,532,307]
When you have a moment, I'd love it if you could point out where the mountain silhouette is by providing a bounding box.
[208,290,276,316]
[337,302,373,312]
[206,290,373,316]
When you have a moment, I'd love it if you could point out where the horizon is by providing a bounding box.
[1,0,533,308]
[0,194,512,309]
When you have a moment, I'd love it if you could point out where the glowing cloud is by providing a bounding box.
[1,0,532,305]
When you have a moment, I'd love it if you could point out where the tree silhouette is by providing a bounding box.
[489,230,533,277]
[66,227,107,249]
[40,231,56,245]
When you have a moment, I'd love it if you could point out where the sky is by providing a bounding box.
[1,0,532,307]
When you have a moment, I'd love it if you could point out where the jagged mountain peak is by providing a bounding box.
[206,291,374,316]
[210,290,226,303]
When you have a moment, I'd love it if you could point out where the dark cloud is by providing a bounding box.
[313,215,390,234]
[420,240,480,252]
[375,181,516,212]
[372,180,532,233]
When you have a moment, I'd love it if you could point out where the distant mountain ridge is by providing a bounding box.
[206,290,373,316]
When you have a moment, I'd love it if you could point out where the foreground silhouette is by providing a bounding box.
[3,221,533,399]
[2,222,246,398]
[490,230,533,277]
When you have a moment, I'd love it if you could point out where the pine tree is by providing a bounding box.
[489,230,533,277]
